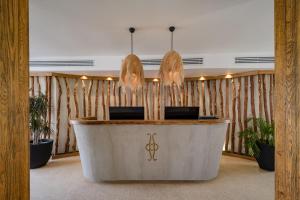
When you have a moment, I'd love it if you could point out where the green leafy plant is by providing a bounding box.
[239,118,274,157]
[29,93,52,144]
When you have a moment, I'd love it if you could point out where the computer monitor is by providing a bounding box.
[164,107,199,120]
[109,107,144,120]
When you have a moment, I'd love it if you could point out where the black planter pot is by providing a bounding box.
[30,139,53,169]
[255,142,275,171]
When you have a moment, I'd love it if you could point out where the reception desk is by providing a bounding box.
[70,119,228,182]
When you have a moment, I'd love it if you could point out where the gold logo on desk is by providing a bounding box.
[145,133,159,161]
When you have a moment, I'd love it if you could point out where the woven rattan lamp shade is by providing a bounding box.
[119,27,144,91]
[159,50,184,86]
[159,26,184,87]
[119,53,144,91]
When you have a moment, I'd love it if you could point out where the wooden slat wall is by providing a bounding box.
[29,72,274,156]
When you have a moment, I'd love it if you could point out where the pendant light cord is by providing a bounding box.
[171,31,173,51]
[131,32,133,54]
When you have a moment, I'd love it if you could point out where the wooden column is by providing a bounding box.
[275,1,300,199]
[0,1,29,199]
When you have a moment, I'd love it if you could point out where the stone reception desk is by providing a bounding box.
[70,119,228,182]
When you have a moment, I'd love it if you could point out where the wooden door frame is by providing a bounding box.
[275,0,300,199]
[0,0,29,199]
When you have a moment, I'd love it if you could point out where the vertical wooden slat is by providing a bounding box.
[262,74,270,122]
[0,1,29,197]
[250,76,257,131]
[87,80,93,116]
[237,77,243,154]
[269,75,274,122]
[118,86,122,106]
[158,83,161,119]
[37,76,41,95]
[275,1,300,199]
[72,79,79,151]
[95,80,100,118]
[172,84,176,106]
[145,82,149,120]
[152,82,155,119]
[243,76,249,154]
[102,80,106,120]
[191,81,195,106]
[212,80,217,115]
[185,81,189,106]
[64,78,71,153]
[55,77,62,155]
[219,79,224,118]
[225,78,230,151]
[258,75,263,118]
[197,81,200,109]
[113,81,116,106]
[176,85,182,106]
[107,81,111,117]
[31,76,35,96]
[47,76,52,139]
[81,80,86,117]
[201,81,206,115]
[207,80,213,115]
[231,79,237,153]
[168,86,172,106]
[182,83,185,106]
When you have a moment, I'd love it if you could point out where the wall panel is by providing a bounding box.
[29,72,274,156]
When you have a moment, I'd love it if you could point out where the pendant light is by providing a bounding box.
[119,27,144,91]
[159,26,184,87]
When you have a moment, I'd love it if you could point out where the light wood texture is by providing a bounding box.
[64,78,71,153]
[47,76,52,139]
[0,1,29,198]
[212,80,217,115]
[237,77,243,154]
[55,77,62,155]
[31,76,35,96]
[191,81,195,106]
[72,79,79,151]
[250,76,257,131]
[231,79,237,153]
[269,75,274,122]
[87,80,93,116]
[207,80,213,115]
[275,1,300,199]
[70,119,226,125]
[52,151,79,160]
[262,74,269,122]
[37,76,41,95]
[225,79,230,151]
[95,80,100,117]
[243,76,249,154]
[219,79,224,118]
[258,75,263,118]
[201,81,206,115]
[81,80,86,117]
[102,80,106,120]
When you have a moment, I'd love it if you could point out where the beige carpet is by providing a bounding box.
[30,156,274,200]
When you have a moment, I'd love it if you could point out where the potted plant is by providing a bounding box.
[239,118,275,171]
[30,93,53,169]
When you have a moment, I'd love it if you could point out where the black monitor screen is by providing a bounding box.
[109,107,144,120]
[165,107,199,120]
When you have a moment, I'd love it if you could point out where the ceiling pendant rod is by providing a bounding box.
[169,26,175,51]
[129,27,135,54]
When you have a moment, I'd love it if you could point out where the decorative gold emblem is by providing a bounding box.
[145,133,159,161]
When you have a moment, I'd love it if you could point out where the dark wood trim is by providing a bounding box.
[52,151,79,160]
[70,119,227,125]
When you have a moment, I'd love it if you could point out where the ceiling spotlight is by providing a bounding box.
[225,74,233,79]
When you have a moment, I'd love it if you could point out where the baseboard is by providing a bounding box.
[52,151,79,160]
[222,151,256,161]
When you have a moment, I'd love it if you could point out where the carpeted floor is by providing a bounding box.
[30,156,274,200]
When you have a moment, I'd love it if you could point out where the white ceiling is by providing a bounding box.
[29,0,274,74]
